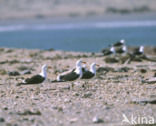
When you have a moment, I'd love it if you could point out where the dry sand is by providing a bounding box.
[0,0,156,20]
[0,47,156,126]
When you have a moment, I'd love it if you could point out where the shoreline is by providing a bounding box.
[0,45,156,54]
[0,12,156,24]
[0,46,156,54]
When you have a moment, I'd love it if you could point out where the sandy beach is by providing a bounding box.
[0,47,156,126]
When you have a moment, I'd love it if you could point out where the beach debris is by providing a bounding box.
[104,57,118,63]
[0,60,8,64]
[0,69,7,75]
[115,67,131,72]
[0,48,4,52]
[118,54,131,64]
[82,92,92,98]
[0,117,5,122]
[17,66,30,71]
[97,66,115,73]
[92,116,104,123]
[142,78,156,84]
[3,107,8,111]
[9,60,20,64]
[130,98,156,105]
[69,118,78,123]
[8,71,20,76]
[17,110,41,116]
[130,55,143,62]
[139,69,147,73]
[20,70,31,75]
[5,49,14,53]
[0,60,20,64]
[52,106,63,112]
[142,55,156,62]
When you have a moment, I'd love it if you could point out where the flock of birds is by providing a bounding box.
[100,39,152,64]
[18,60,98,85]
[101,39,144,56]
[18,39,148,85]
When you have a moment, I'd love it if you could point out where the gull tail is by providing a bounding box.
[16,82,26,86]
[16,78,27,86]
[51,75,64,83]
[51,80,64,83]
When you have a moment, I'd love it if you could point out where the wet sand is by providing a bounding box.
[0,47,156,126]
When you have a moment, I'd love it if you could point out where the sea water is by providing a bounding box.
[0,15,156,52]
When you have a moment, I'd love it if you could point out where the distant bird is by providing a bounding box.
[113,39,125,47]
[116,45,127,54]
[56,60,85,82]
[133,46,144,55]
[18,64,50,85]
[81,63,99,79]
[102,46,116,56]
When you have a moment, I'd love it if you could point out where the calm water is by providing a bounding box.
[0,16,156,52]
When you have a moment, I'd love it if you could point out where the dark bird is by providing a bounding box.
[102,46,116,56]
[116,45,127,54]
[81,63,99,79]
[113,39,125,47]
[133,46,144,55]
[18,64,49,85]
[56,60,85,82]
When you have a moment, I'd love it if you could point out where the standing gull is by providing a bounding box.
[113,39,125,47]
[56,60,85,82]
[133,46,144,55]
[81,63,99,79]
[116,45,127,54]
[18,64,49,85]
[82,63,88,73]
[102,46,116,56]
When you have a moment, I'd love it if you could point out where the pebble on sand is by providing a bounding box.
[92,116,104,123]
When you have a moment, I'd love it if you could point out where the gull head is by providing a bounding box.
[122,45,127,52]
[120,39,125,44]
[110,46,116,53]
[90,63,99,75]
[40,64,48,78]
[76,60,86,68]
[42,64,47,71]
[139,46,144,53]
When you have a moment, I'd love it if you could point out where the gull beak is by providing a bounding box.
[96,64,100,67]
[82,61,86,64]
[48,66,52,69]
